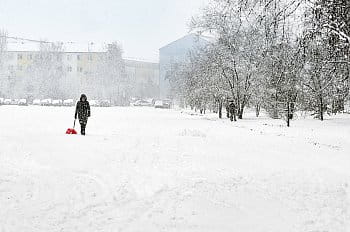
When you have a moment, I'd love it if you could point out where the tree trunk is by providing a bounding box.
[273,91,279,119]
[319,96,324,121]
[238,110,243,119]
[238,103,245,119]
[218,100,223,119]
[287,101,290,127]
[255,104,261,117]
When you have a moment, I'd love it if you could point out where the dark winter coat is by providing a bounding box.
[228,101,236,122]
[75,95,91,125]
[228,101,236,114]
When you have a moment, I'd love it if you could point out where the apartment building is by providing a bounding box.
[0,39,159,102]
[125,59,159,98]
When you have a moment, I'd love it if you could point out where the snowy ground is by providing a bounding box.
[0,105,349,232]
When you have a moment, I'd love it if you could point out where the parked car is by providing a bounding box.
[154,100,164,108]
[100,100,111,107]
[133,100,152,107]
[145,98,155,106]
[162,99,172,109]
[155,100,171,109]
[4,99,12,105]
[130,98,139,104]
[63,99,74,107]
[12,99,20,105]
[52,99,63,106]
[41,99,52,106]
[89,100,100,107]
[32,99,41,105]
[18,99,28,106]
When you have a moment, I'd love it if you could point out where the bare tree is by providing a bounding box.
[25,42,66,99]
[96,42,129,105]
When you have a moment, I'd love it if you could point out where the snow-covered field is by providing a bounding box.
[0,105,349,232]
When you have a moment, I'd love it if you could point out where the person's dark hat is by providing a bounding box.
[80,94,87,101]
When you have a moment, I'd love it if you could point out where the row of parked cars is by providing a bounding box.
[131,99,171,109]
[0,98,75,106]
[32,99,75,106]
[0,98,112,107]
[0,98,29,106]
[89,100,111,107]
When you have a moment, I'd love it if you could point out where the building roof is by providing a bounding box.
[124,58,158,65]
[7,39,39,52]
[6,37,108,53]
[63,42,108,53]
[125,59,159,68]
[159,33,213,51]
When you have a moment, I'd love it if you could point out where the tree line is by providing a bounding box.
[170,0,350,122]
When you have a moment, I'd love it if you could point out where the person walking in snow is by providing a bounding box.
[75,94,91,135]
[228,99,237,122]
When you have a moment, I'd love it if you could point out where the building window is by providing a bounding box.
[88,55,93,61]
[77,67,83,72]
[77,55,81,60]
[17,54,23,60]
[67,54,71,60]
[67,66,72,72]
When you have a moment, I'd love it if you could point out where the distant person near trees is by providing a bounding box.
[75,94,91,135]
[228,99,237,122]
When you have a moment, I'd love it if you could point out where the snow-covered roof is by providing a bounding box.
[124,59,159,68]
[7,39,39,52]
[6,38,108,53]
[124,57,158,64]
[159,33,213,51]
[63,42,108,53]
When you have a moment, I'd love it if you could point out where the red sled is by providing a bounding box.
[66,119,77,135]
[66,128,77,134]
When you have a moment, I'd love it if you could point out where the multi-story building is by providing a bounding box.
[125,59,159,99]
[159,34,210,99]
[0,39,160,104]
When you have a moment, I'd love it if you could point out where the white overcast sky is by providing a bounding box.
[0,0,209,62]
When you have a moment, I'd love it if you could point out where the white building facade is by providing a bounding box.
[159,34,210,99]
[0,39,160,104]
